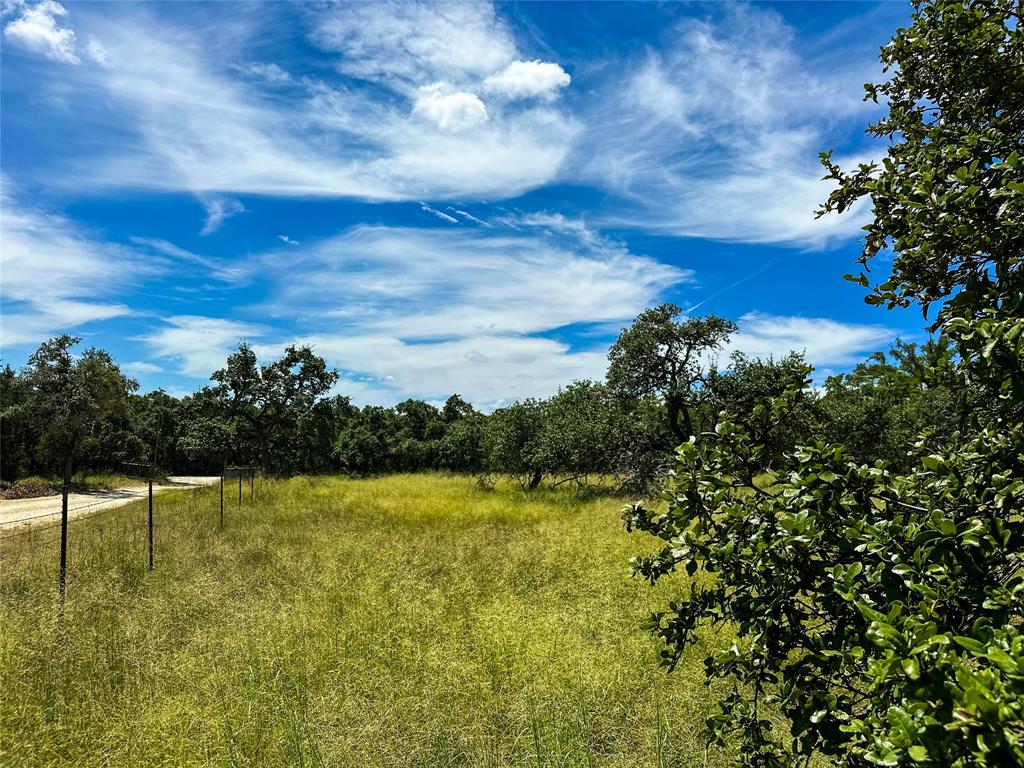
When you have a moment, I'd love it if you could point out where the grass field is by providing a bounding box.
[0,474,729,767]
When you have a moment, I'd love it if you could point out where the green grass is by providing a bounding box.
[0,474,729,767]
[69,471,167,490]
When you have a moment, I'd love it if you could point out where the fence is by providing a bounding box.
[0,465,263,604]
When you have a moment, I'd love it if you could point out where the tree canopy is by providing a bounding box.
[607,304,736,441]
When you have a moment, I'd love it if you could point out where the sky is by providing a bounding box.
[0,0,923,408]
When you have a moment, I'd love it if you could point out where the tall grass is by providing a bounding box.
[1,474,728,767]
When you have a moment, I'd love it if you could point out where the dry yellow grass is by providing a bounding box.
[0,474,728,767]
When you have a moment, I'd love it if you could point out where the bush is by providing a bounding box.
[0,477,58,500]
[626,2,1024,765]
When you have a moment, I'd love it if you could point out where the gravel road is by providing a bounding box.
[0,477,221,532]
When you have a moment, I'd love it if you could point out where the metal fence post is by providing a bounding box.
[59,477,69,603]
[238,471,242,507]
[147,478,154,570]
[219,473,224,527]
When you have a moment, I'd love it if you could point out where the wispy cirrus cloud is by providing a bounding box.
[17,1,577,203]
[580,5,883,247]
[0,181,141,347]
[200,197,245,235]
[268,222,690,341]
[135,216,690,405]
[724,312,896,369]
[122,360,162,375]
[141,315,264,378]
[312,1,517,85]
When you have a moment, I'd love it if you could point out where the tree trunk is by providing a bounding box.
[527,468,543,491]
[681,403,695,441]
[666,393,687,441]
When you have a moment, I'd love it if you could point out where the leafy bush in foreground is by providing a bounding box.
[627,1,1024,765]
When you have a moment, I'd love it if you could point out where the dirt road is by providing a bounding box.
[0,477,221,532]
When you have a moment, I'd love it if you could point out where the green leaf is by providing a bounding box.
[902,657,921,680]
[908,745,928,762]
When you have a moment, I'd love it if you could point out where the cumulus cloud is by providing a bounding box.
[2,0,79,64]
[413,84,488,131]
[484,60,570,99]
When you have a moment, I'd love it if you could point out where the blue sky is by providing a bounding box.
[1,0,922,408]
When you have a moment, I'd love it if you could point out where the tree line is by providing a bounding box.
[1,307,959,495]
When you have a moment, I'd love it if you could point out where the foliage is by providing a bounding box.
[628,2,1024,766]
[178,416,235,471]
[607,305,735,441]
[441,393,475,423]
[21,335,137,483]
[540,382,618,482]
[210,343,339,473]
[706,352,818,469]
[482,399,547,489]
[334,405,396,476]
[0,364,33,482]
[818,340,960,469]
[130,389,181,468]
[438,412,486,472]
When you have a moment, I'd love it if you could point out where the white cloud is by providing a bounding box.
[413,83,488,131]
[420,203,459,224]
[200,197,245,236]
[724,312,896,369]
[243,62,291,84]
[0,183,140,348]
[242,220,689,405]
[484,60,570,100]
[84,34,108,66]
[40,7,576,202]
[128,237,248,282]
[270,224,689,341]
[506,212,604,248]
[123,360,162,374]
[3,0,79,64]
[142,315,263,378]
[296,334,608,409]
[582,5,882,246]
[450,208,489,226]
[312,0,517,86]
[277,234,299,245]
